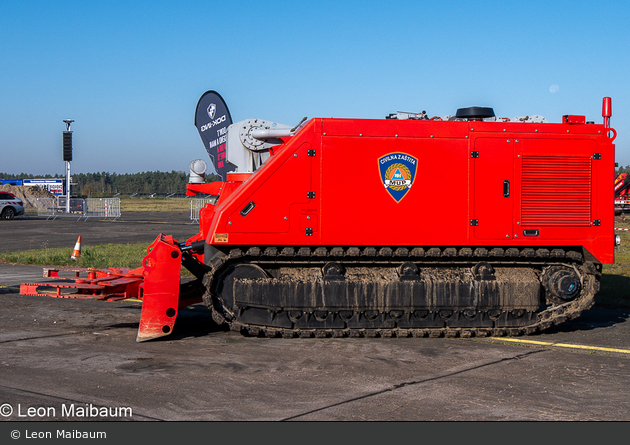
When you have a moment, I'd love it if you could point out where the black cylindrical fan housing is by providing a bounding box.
[455,107,495,120]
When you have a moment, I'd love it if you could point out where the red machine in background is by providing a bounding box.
[23,95,619,341]
[614,172,630,213]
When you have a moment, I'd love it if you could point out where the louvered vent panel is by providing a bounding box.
[521,156,592,226]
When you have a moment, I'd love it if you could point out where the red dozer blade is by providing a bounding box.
[135,234,204,342]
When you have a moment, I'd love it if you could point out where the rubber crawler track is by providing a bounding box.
[202,246,600,339]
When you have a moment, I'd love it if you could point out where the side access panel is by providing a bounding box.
[319,120,470,246]
[514,138,598,240]
[471,137,514,240]
[222,142,316,235]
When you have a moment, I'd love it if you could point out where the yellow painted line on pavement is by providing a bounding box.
[115,298,142,304]
[491,337,630,354]
[553,343,630,354]
[494,338,554,346]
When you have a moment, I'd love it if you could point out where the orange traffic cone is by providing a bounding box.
[71,236,82,260]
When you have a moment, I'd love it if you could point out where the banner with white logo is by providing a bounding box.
[194,90,234,181]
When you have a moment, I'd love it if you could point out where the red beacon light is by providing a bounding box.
[603,97,612,128]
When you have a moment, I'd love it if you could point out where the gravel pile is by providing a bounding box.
[0,184,56,210]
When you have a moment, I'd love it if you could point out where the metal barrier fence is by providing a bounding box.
[26,197,215,222]
[24,197,82,220]
[85,198,121,220]
[26,198,121,220]
[26,198,57,219]
[190,198,216,223]
[56,198,86,219]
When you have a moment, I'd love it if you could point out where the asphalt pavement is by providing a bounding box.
[0,212,629,423]
[1,211,199,252]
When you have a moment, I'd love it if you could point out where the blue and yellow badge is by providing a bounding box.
[378,152,418,202]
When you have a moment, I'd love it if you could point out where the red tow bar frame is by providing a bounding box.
[19,267,144,300]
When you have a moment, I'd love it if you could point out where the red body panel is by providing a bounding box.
[200,118,616,264]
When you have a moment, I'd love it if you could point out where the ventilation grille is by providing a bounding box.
[521,156,592,226]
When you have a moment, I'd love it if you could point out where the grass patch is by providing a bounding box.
[595,219,630,309]
[0,242,195,277]
[119,197,191,213]
[0,243,149,270]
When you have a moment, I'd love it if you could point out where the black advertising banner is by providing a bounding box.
[194,90,234,181]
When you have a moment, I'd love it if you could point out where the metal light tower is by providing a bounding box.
[62,119,74,214]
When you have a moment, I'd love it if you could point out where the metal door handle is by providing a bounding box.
[503,180,510,197]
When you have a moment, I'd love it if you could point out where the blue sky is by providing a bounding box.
[1,0,629,176]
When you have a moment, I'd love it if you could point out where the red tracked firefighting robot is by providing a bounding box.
[130,94,618,341]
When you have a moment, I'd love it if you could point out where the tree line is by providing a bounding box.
[0,171,217,197]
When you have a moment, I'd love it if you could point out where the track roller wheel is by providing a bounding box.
[543,266,582,304]
[322,262,345,279]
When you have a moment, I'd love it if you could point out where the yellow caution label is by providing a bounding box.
[214,233,229,243]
